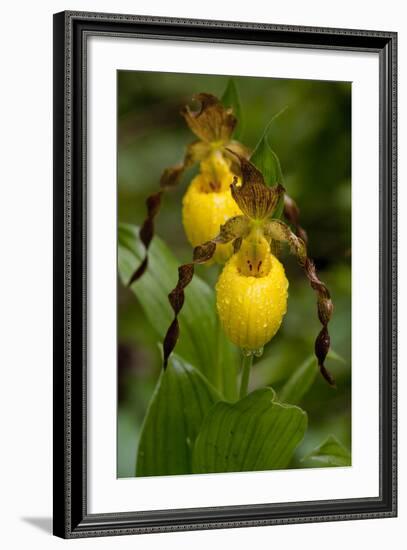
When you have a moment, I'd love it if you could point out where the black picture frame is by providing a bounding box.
[53,10,397,539]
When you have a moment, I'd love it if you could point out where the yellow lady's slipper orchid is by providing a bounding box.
[182,153,242,263]
[164,154,335,386]
[129,92,249,283]
[216,232,288,351]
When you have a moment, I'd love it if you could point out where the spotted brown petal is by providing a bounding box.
[181,93,237,143]
[237,155,265,186]
[231,177,285,220]
[264,219,335,386]
[214,215,250,244]
[263,219,307,263]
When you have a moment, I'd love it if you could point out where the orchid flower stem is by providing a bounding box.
[239,354,253,399]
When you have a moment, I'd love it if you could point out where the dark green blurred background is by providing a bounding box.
[117,71,351,478]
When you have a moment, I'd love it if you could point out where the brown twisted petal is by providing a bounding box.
[193,241,217,263]
[264,219,335,386]
[128,191,162,285]
[161,138,211,191]
[315,327,335,386]
[159,163,185,191]
[128,163,184,284]
[163,262,195,368]
[318,295,334,325]
[283,194,308,244]
[130,138,212,284]
[168,264,195,314]
[162,215,250,369]
[181,93,237,143]
[163,319,180,371]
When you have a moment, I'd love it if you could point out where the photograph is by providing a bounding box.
[52,7,396,540]
[117,71,352,479]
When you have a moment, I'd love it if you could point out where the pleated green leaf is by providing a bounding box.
[118,223,238,399]
[192,388,307,473]
[136,354,221,477]
[302,435,351,467]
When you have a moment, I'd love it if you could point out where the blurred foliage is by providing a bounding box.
[117,71,351,478]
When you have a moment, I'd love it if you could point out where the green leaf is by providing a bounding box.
[279,356,317,405]
[136,354,221,476]
[279,351,345,405]
[222,78,243,139]
[251,138,283,187]
[193,388,307,473]
[118,223,238,399]
[250,109,286,192]
[302,435,351,467]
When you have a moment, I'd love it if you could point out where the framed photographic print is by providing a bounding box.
[53,11,397,538]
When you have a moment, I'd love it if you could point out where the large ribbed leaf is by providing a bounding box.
[118,223,238,399]
[193,388,307,473]
[302,435,351,467]
[136,354,221,477]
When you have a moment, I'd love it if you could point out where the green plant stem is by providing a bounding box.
[239,354,253,399]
